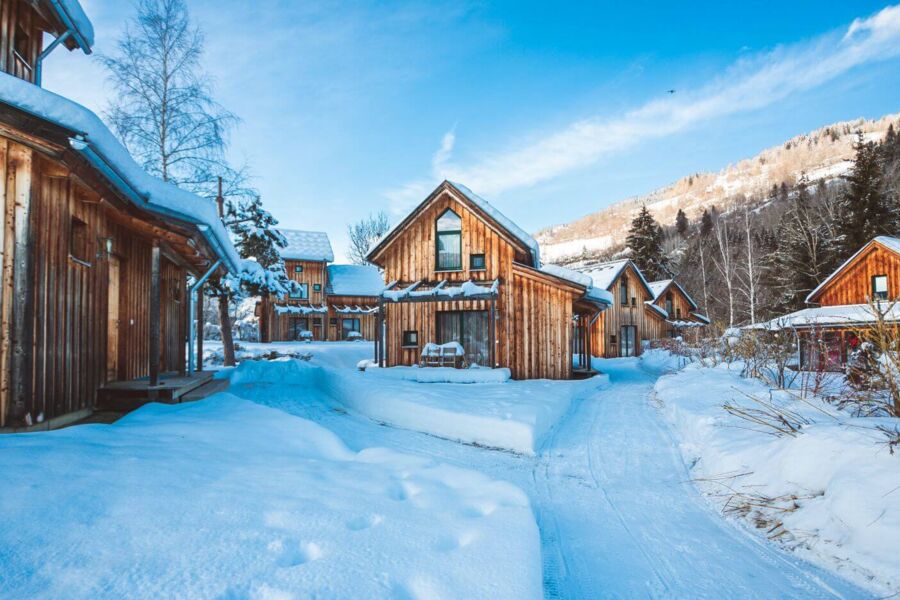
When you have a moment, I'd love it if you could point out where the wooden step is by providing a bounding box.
[181,378,230,402]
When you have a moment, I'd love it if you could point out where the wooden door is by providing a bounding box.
[107,257,120,381]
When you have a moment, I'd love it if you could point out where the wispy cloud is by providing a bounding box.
[388,4,900,202]
[385,126,457,215]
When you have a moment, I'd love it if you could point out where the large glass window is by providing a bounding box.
[665,293,674,315]
[873,275,888,300]
[290,283,309,300]
[436,310,489,366]
[341,318,361,340]
[436,209,462,270]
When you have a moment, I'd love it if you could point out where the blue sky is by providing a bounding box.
[45,1,900,262]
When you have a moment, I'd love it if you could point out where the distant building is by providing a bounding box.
[644,279,710,340]
[754,236,900,370]
[258,230,384,342]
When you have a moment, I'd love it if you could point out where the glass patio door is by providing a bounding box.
[619,325,637,357]
[436,311,489,366]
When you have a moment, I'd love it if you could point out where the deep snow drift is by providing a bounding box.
[0,394,542,599]
[228,357,601,454]
[653,358,899,596]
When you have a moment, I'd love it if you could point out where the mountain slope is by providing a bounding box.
[535,113,899,263]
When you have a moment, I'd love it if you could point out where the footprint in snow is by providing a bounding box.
[268,539,324,567]
[346,514,384,531]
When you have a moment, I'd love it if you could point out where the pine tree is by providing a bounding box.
[675,208,689,237]
[626,205,670,279]
[225,195,296,297]
[835,131,897,258]
[700,209,713,236]
[770,176,836,311]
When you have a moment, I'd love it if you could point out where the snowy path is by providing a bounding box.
[234,355,869,598]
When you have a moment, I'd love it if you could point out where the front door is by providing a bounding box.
[619,325,637,357]
[436,311,489,366]
[106,256,120,381]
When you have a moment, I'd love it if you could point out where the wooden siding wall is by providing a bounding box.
[377,190,530,283]
[591,264,653,358]
[285,259,327,304]
[815,244,900,306]
[0,0,43,83]
[1,141,188,426]
[644,285,697,340]
[327,295,377,340]
[375,190,578,379]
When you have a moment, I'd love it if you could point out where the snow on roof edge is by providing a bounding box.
[0,72,239,271]
[50,0,95,52]
[280,230,334,262]
[806,236,900,303]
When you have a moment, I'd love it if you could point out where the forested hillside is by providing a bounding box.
[557,120,900,327]
[538,114,899,263]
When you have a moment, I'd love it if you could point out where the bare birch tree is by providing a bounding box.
[347,211,391,265]
[100,0,247,366]
[713,219,737,326]
[736,207,761,324]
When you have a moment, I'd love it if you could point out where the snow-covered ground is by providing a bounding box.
[0,342,879,598]
[0,392,541,599]
[654,356,899,596]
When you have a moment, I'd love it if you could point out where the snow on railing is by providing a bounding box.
[275,304,328,315]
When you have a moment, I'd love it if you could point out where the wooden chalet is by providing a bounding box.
[366,180,611,380]
[259,230,384,342]
[644,279,709,340]
[755,236,900,370]
[579,259,655,358]
[0,0,239,429]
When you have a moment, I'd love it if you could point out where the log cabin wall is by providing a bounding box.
[327,295,377,340]
[813,243,900,306]
[591,264,653,358]
[262,258,328,342]
[0,138,188,426]
[0,0,44,83]
[284,259,327,304]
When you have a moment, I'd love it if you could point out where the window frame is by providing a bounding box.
[313,283,322,292]
[435,209,463,271]
[294,265,303,273]
[620,275,628,306]
[469,253,486,271]
[665,293,674,315]
[402,330,419,348]
[872,274,889,300]
[290,283,309,300]
[69,217,91,266]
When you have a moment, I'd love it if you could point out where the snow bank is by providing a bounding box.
[205,340,373,371]
[655,363,900,595]
[0,394,542,599]
[321,367,599,454]
[224,356,597,454]
[639,348,688,374]
[372,365,511,384]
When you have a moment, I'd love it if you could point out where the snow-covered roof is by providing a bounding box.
[806,236,900,303]
[47,0,95,52]
[0,72,239,271]
[750,303,900,331]
[647,279,700,309]
[368,181,541,267]
[648,279,672,301]
[580,259,653,297]
[448,182,541,266]
[326,264,384,297]
[540,263,613,306]
[280,230,334,262]
[645,302,668,318]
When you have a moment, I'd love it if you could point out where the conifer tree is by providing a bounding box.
[626,205,670,279]
[675,209,689,237]
[835,131,896,258]
[700,209,713,236]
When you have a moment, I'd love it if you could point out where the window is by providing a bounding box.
[665,293,674,315]
[631,297,636,306]
[873,275,888,300]
[69,218,90,264]
[294,265,303,273]
[13,26,31,71]
[436,310,489,366]
[313,317,322,326]
[341,318,361,340]
[436,209,462,270]
[620,276,628,305]
[610,334,617,345]
[313,283,322,292]
[470,253,486,271]
[402,330,419,347]
[290,283,309,300]
[330,318,338,325]
[676,308,682,318]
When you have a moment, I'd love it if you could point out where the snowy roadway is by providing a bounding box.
[235,353,869,598]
